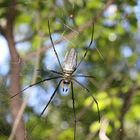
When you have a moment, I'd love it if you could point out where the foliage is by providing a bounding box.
[0,0,140,140]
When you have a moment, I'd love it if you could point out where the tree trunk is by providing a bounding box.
[5,29,25,140]
[0,0,26,139]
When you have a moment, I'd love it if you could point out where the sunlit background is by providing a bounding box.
[0,0,140,140]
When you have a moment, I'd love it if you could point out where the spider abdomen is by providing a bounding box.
[63,48,77,73]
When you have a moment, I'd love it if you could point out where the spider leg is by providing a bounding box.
[71,82,76,140]
[72,75,95,79]
[72,78,100,122]
[72,78,89,92]
[90,93,100,122]
[37,69,63,75]
[48,70,63,75]
[23,79,62,140]
[72,22,94,74]
[40,79,62,117]
[48,20,63,71]
[10,76,62,98]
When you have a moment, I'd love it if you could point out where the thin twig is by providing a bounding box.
[8,97,28,140]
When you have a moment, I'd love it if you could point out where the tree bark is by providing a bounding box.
[6,29,25,140]
[0,0,26,139]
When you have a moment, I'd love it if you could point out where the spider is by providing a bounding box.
[11,20,100,140]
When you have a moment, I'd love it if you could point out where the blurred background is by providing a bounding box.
[0,0,140,140]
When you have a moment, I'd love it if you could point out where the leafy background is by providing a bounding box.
[0,0,140,140]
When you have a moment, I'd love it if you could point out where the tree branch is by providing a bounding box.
[22,0,115,62]
[5,0,16,32]
[118,85,139,140]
